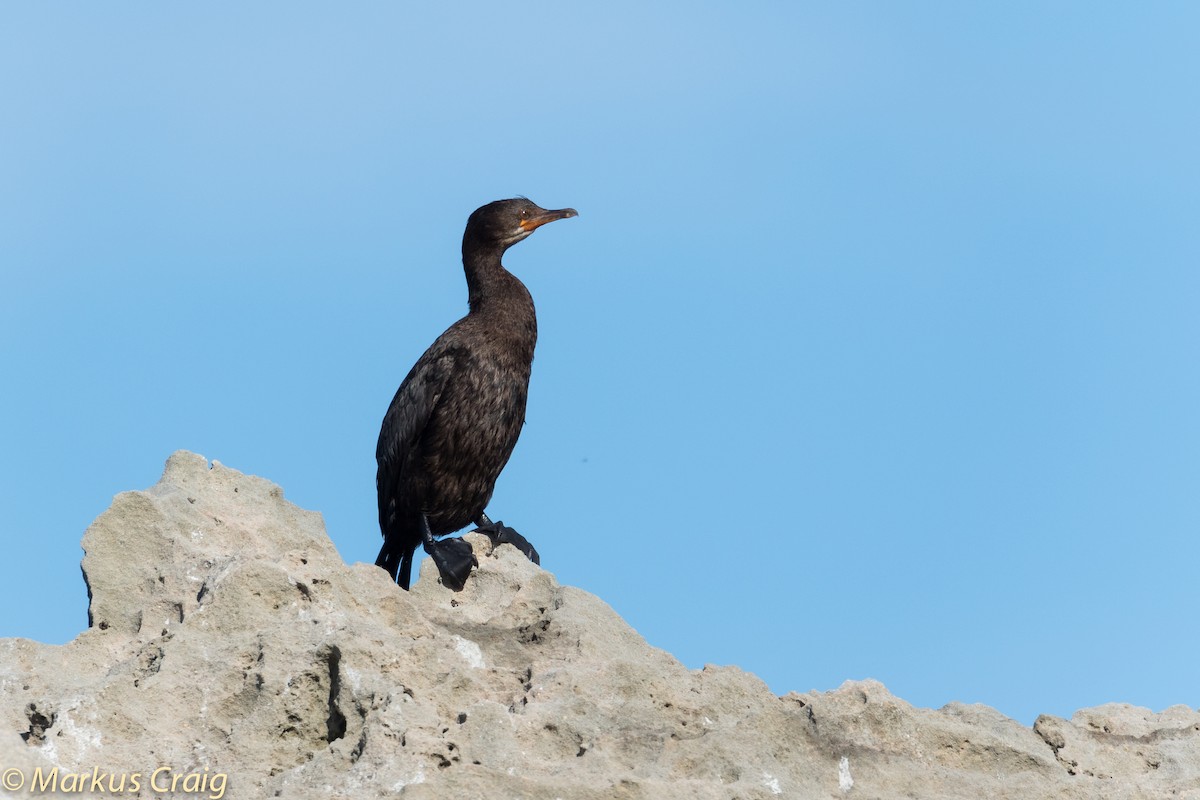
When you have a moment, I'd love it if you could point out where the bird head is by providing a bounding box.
[465,198,578,250]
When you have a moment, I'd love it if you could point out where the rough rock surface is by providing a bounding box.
[1,452,1197,799]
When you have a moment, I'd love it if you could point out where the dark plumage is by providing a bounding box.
[376,198,577,591]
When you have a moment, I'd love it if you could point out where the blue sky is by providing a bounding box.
[2,3,1197,725]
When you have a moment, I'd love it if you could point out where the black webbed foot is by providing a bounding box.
[424,537,477,592]
[418,513,477,591]
[473,513,540,566]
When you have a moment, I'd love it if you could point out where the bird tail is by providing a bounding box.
[376,538,417,590]
[398,549,414,590]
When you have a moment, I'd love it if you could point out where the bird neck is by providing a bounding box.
[462,243,534,320]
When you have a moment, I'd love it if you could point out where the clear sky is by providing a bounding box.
[2,3,1197,726]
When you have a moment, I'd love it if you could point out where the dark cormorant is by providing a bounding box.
[375,198,577,591]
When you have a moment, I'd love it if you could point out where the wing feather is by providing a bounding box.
[376,346,458,531]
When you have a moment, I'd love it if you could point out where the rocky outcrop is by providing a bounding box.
[0,452,1196,799]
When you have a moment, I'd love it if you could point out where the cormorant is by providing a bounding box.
[375,198,577,591]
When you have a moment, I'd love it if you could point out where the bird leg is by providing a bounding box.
[420,514,477,592]
[472,512,541,565]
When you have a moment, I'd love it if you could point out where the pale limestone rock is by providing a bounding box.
[1,452,1196,799]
